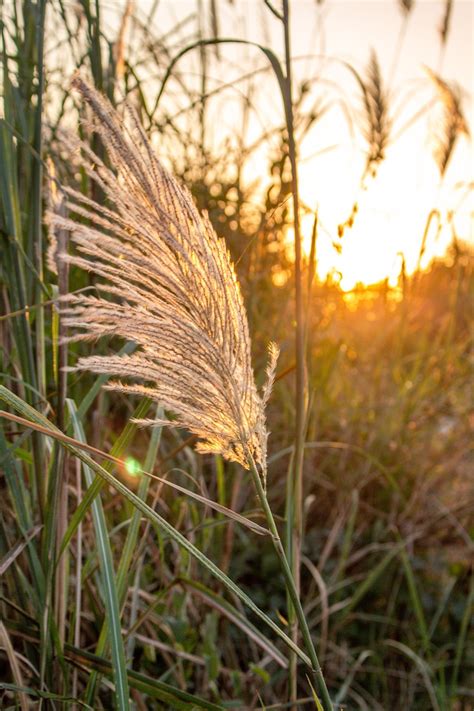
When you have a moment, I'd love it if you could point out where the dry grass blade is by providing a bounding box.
[0,621,29,711]
[47,76,277,478]
[0,524,43,575]
[113,0,134,82]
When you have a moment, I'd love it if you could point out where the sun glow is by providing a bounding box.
[286,131,473,292]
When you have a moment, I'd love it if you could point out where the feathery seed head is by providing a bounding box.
[426,67,469,178]
[49,76,277,477]
[362,50,391,176]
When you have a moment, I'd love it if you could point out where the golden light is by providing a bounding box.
[288,129,472,292]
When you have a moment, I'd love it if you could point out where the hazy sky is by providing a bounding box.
[106,1,473,288]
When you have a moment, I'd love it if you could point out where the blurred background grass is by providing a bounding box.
[0,1,472,709]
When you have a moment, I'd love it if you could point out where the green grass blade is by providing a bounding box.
[398,542,430,654]
[450,571,473,697]
[66,404,130,710]
[177,577,288,668]
[0,427,32,531]
[59,395,151,563]
[428,577,456,640]
[122,411,163,662]
[383,639,440,711]
[337,543,403,623]
[76,398,158,704]
[56,475,102,561]
[69,393,152,708]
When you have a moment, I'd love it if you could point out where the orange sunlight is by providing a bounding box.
[285,128,472,292]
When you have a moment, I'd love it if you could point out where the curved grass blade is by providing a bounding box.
[0,622,29,711]
[269,440,401,495]
[384,639,440,711]
[177,577,288,668]
[337,543,405,623]
[0,683,93,709]
[152,37,286,126]
[0,524,42,576]
[0,620,224,711]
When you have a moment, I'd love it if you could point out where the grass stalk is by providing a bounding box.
[32,0,47,407]
[281,1,308,704]
[0,15,47,520]
[71,397,152,707]
[450,571,473,697]
[71,458,82,706]
[247,453,332,711]
[30,0,49,531]
[67,402,131,710]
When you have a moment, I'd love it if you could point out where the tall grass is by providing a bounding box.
[0,1,472,709]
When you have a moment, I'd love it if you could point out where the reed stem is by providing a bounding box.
[281,0,307,703]
[247,455,332,711]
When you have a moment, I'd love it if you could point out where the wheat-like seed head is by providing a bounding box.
[426,68,469,178]
[48,76,278,478]
[362,50,391,178]
[398,0,414,16]
[439,0,453,46]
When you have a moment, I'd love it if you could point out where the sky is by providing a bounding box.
[107,0,473,290]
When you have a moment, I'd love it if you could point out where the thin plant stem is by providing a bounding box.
[33,0,47,409]
[282,0,307,704]
[54,204,70,663]
[247,453,333,711]
[71,458,82,709]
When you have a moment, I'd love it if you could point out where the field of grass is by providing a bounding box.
[0,1,472,709]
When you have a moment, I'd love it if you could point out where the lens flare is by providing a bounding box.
[124,457,141,478]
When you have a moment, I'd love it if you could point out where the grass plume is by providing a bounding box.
[426,67,469,178]
[48,76,277,478]
[46,75,334,709]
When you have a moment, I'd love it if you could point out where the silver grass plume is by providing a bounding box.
[48,76,278,479]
